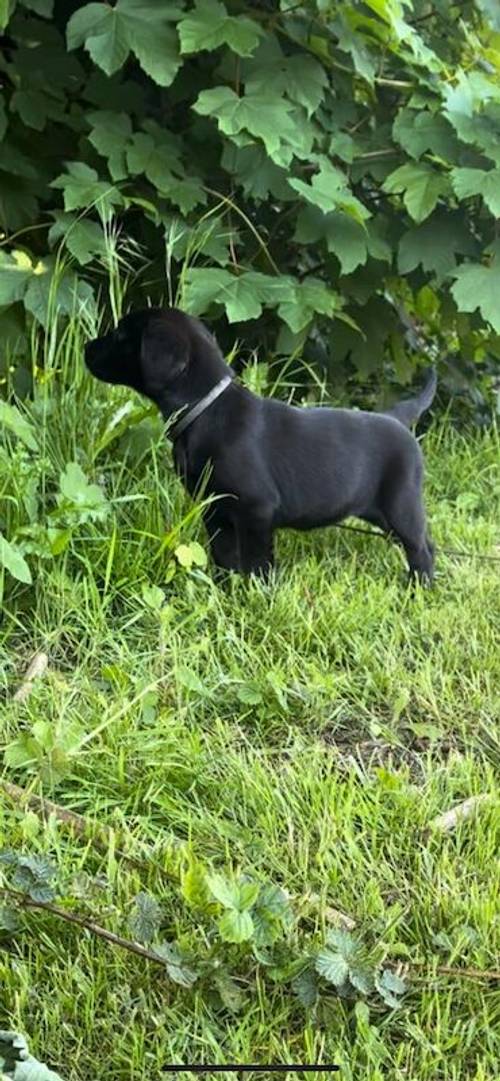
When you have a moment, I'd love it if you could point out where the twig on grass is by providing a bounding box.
[428,794,493,833]
[0,886,173,969]
[0,781,177,882]
[2,885,498,983]
[13,653,49,703]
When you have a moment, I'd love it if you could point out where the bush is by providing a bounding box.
[0,1,499,411]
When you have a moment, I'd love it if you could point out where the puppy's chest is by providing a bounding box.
[173,442,212,495]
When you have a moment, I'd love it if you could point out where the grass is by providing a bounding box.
[0,312,499,1081]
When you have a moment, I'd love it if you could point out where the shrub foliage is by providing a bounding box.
[1,1,500,392]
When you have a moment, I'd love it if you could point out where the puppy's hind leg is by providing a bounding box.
[381,476,434,586]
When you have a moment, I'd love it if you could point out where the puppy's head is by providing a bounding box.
[84,307,223,411]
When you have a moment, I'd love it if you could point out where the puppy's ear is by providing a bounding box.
[140,319,189,396]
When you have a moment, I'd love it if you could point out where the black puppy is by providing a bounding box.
[85,307,436,582]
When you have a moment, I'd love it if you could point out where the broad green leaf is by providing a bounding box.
[11,854,56,903]
[0,0,9,29]
[375,967,407,1008]
[289,161,370,222]
[315,948,349,987]
[48,213,107,267]
[219,908,254,943]
[214,973,246,1013]
[244,43,327,117]
[20,0,55,13]
[393,108,459,161]
[0,250,37,306]
[295,207,369,274]
[129,892,163,943]
[0,401,38,451]
[398,215,476,281]
[0,1031,64,1081]
[58,462,109,519]
[451,167,500,217]
[451,259,500,332]
[332,17,376,83]
[183,268,271,322]
[174,541,207,569]
[179,0,263,58]
[0,534,32,584]
[51,162,122,216]
[67,0,181,86]
[10,88,63,131]
[87,111,132,181]
[152,942,198,987]
[292,967,319,1007]
[221,142,291,200]
[207,873,241,909]
[383,162,448,223]
[194,86,294,160]
[269,276,342,333]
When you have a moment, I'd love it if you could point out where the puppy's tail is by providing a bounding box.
[383,367,437,428]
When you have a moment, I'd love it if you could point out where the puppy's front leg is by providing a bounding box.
[237,517,275,578]
[205,510,240,573]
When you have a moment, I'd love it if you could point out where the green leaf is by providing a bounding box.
[244,41,327,117]
[219,908,254,943]
[87,110,132,181]
[393,109,459,161]
[451,166,500,217]
[174,541,207,569]
[21,0,55,14]
[292,967,319,1007]
[12,854,56,903]
[214,973,246,1013]
[183,268,271,323]
[383,162,448,223]
[207,874,241,909]
[126,127,206,213]
[451,258,500,332]
[48,213,107,266]
[0,534,32,585]
[194,86,294,160]
[0,250,38,306]
[236,682,263,705]
[58,462,109,520]
[220,142,291,201]
[332,16,376,83]
[289,161,369,221]
[0,402,37,451]
[376,967,407,1008]
[0,1031,64,1081]
[398,215,476,281]
[270,276,342,333]
[295,207,369,274]
[181,859,210,909]
[151,942,198,987]
[10,88,63,131]
[51,162,122,216]
[179,0,262,58]
[315,948,349,987]
[129,892,163,944]
[67,0,181,86]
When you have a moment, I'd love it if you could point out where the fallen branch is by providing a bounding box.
[429,794,492,833]
[0,781,177,882]
[1,886,171,970]
[2,887,498,982]
[13,653,49,703]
